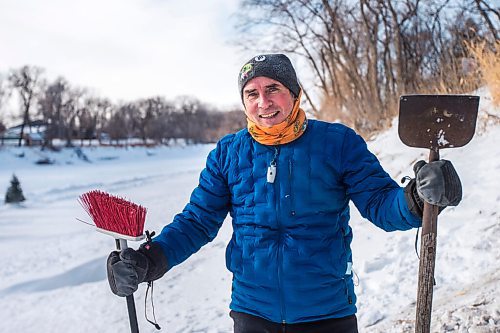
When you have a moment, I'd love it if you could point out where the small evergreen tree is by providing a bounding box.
[5,174,26,203]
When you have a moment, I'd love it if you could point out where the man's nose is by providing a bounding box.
[258,94,272,109]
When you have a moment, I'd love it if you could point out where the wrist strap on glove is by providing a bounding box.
[142,230,163,330]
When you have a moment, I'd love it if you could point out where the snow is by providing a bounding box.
[1,91,499,332]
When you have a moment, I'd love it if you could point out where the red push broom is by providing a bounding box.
[79,190,146,333]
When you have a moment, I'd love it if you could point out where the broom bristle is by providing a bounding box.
[79,190,146,238]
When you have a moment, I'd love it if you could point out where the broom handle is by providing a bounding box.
[116,239,140,333]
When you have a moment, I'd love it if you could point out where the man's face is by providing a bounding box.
[242,76,295,128]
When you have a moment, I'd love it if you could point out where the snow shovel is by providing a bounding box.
[398,94,479,333]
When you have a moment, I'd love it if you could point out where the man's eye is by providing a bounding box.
[268,87,279,93]
[247,92,258,98]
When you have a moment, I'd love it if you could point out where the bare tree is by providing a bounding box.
[144,98,175,144]
[213,109,247,140]
[8,65,44,146]
[61,88,86,147]
[104,103,140,144]
[172,96,202,144]
[469,0,500,41]
[0,75,11,136]
[105,108,130,144]
[236,0,497,136]
[93,98,113,144]
[76,96,112,146]
[236,0,409,133]
[0,74,11,116]
[137,97,167,144]
[38,77,71,146]
[38,79,93,147]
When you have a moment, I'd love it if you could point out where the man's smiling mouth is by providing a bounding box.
[259,111,279,119]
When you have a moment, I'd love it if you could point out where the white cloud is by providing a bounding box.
[0,0,245,108]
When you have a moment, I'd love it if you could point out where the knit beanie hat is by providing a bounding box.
[238,54,301,101]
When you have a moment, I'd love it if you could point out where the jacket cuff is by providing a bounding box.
[139,242,169,282]
[404,178,424,219]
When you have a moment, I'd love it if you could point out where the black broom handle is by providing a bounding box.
[117,239,140,333]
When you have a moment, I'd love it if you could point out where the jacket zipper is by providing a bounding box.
[288,158,295,217]
[272,146,286,323]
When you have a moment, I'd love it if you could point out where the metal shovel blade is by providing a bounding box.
[398,95,479,149]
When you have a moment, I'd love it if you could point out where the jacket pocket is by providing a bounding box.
[225,239,235,272]
[340,227,353,275]
[343,278,353,305]
[340,228,354,304]
[225,238,243,275]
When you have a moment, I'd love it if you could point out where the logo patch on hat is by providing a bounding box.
[254,55,266,62]
[240,63,253,80]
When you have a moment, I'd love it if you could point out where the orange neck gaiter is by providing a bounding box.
[246,91,308,146]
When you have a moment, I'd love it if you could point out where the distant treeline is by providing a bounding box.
[0,70,246,147]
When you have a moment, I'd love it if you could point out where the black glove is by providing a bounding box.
[107,242,168,297]
[404,159,462,218]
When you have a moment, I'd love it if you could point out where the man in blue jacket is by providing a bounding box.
[107,54,462,332]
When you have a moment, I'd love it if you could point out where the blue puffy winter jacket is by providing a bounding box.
[153,120,421,324]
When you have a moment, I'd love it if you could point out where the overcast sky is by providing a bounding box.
[0,0,247,110]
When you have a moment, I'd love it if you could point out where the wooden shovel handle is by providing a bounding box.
[415,149,440,333]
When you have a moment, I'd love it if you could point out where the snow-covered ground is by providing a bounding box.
[1,90,499,332]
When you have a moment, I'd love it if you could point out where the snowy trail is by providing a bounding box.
[0,144,236,332]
